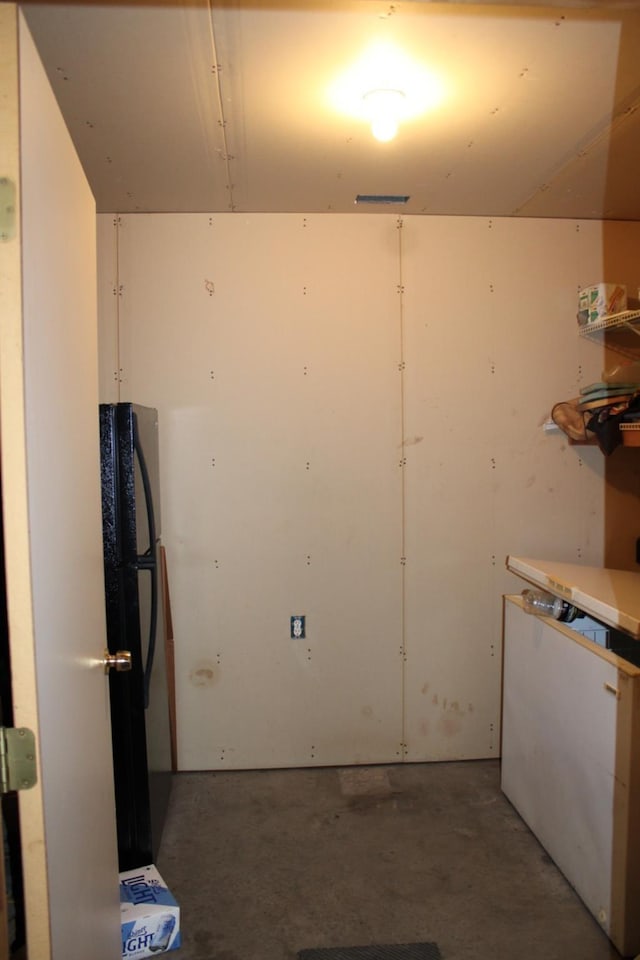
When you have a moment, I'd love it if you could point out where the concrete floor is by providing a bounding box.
[157,760,622,960]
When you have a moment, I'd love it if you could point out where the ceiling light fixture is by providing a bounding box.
[327,41,444,142]
[362,89,406,142]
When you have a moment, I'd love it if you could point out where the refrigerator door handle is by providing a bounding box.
[133,414,158,710]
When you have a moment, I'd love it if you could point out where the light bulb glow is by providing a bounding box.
[371,116,398,142]
[363,88,406,142]
[327,40,444,138]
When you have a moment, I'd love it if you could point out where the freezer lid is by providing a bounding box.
[507,556,640,639]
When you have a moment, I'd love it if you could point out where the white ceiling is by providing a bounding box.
[21,0,640,218]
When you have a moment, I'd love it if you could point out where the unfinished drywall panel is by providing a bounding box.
[96,214,119,403]
[105,212,619,769]
[401,216,606,761]
[115,213,404,770]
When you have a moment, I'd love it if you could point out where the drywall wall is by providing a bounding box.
[97,213,635,770]
[401,216,615,760]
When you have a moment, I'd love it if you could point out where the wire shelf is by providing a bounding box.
[578,309,640,357]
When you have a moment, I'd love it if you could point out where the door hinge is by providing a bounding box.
[0,727,37,794]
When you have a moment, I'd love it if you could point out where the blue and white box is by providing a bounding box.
[120,864,181,958]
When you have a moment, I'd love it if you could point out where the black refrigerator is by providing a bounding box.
[99,402,172,871]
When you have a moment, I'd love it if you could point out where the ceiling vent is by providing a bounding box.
[355,194,410,205]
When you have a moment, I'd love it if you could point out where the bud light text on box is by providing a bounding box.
[120,865,180,959]
[121,872,176,907]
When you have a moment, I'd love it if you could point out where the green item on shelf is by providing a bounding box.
[579,382,639,399]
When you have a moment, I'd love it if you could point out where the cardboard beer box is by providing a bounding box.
[120,864,181,958]
[578,282,627,325]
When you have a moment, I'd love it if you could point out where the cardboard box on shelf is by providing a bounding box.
[120,864,180,958]
[578,282,627,325]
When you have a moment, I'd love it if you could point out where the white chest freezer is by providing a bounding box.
[502,556,640,957]
[507,555,640,639]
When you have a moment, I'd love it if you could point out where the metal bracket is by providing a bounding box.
[0,727,37,794]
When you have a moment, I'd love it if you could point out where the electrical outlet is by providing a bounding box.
[291,615,305,639]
